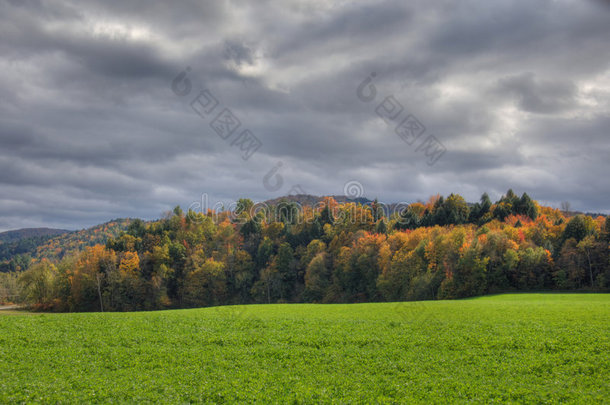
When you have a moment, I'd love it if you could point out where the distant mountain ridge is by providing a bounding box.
[0,228,70,243]
[263,194,407,216]
[263,194,373,207]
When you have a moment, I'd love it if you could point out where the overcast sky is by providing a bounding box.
[1,0,609,231]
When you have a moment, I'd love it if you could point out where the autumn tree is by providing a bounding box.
[562,215,596,244]
[303,253,330,302]
[18,259,58,309]
[182,258,226,307]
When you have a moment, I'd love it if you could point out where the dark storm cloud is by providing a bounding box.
[0,0,609,231]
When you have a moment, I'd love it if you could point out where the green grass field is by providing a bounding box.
[1,294,608,403]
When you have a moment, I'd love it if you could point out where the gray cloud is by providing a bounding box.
[494,73,578,114]
[0,0,609,231]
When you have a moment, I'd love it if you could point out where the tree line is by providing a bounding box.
[16,190,610,311]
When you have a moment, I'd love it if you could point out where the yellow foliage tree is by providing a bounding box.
[119,251,140,275]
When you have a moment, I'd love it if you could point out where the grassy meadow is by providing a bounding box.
[1,294,608,403]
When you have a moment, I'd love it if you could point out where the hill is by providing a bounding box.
[0,294,607,402]
[0,219,132,272]
[13,189,610,312]
[263,194,606,218]
[33,218,133,262]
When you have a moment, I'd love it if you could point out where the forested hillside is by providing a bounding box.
[0,219,131,273]
[14,191,610,311]
[33,219,132,262]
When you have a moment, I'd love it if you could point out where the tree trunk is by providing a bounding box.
[96,273,104,312]
[585,249,593,287]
